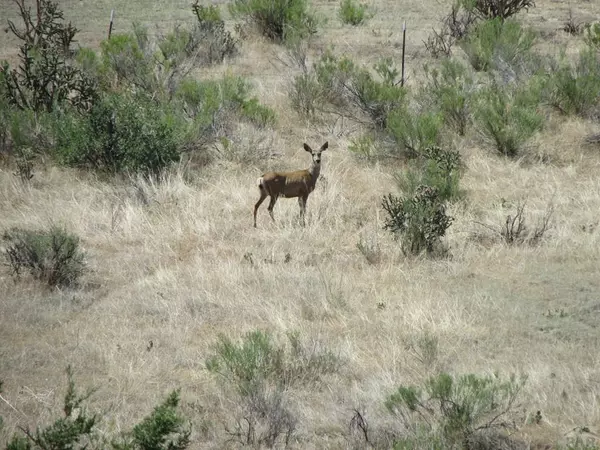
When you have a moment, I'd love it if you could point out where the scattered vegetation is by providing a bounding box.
[385,372,527,448]
[339,0,373,26]
[382,185,453,256]
[3,226,86,288]
[206,330,339,447]
[228,0,317,42]
[5,366,190,450]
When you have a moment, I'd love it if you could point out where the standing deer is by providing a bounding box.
[253,141,328,228]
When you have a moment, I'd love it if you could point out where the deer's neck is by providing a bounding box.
[308,162,321,186]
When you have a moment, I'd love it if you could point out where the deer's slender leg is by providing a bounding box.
[298,194,308,227]
[267,195,278,222]
[254,192,267,227]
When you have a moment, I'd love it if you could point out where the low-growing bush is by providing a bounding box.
[395,146,463,202]
[463,0,535,21]
[191,2,239,64]
[386,372,527,448]
[3,226,86,288]
[584,22,600,48]
[460,18,536,73]
[546,46,600,118]
[339,0,373,26]
[229,0,317,42]
[386,110,444,158]
[382,185,453,256]
[422,59,475,136]
[474,82,544,156]
[52,93,181,175]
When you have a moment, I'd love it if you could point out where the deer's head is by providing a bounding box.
[304,141,328,166]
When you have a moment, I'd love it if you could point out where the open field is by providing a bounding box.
[1,0,600,448]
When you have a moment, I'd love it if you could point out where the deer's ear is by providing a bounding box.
[320,141,329,151]
[303,143,312,152]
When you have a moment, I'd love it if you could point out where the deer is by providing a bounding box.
[253,141,328,228]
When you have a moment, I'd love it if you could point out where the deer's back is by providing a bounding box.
[261,169,314,198]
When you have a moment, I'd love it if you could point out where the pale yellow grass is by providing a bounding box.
[2,0,600,447]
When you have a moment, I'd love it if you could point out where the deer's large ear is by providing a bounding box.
[320,141,329,151]
[303,143,312,152]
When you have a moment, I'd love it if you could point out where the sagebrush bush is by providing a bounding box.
[3,226,86,287]
[474,83,544,156]
[52,93,181,175]
[191,2,239,64]
[229,0,317,42]
[309,53,406,128]
[290,72,323,118]
[465,0,536,21]
[395,146,463,202]
[339,0,373,26]
[546,46,600,118]
[422,59,475,136]
[382,185,453,256]
[585,22,600,48]
[386,110,444,158]
[460,18,536,73]
[206,330,340,396]
[386,372,527,448]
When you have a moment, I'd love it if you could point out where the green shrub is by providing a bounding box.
[386,372,527,448]
[112,390,191,450]
[1,0,98,113]
[100,32,153,92]
[339,0,373,26]
[6,366,97,450]
[461,0,535,21]
[387,110,444,157]
[349,133,377,159]
[382,185,453,256]
[474,83,544,156]
[422,59,475,136]
[289,72,323,118]
[584,22,600,49]
[546,46,600,117]
[229,0,317,42]
[460,18,536,72]
[395,146,463,202]
[3,226,86,288]
[206,330,339,396]
[190,2,239,64]
[52,93,180,175]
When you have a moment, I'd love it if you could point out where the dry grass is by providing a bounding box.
[2,0,600,448]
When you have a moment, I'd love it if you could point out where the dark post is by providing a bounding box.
[401,20,406,87]
[108,9,114,39]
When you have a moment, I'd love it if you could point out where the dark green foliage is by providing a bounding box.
[395,146,463,202]
[382,186,453,256]
[1,0,98,113]
[113,391,191,450]
[6,366,97,450]
[386,372,527,448]
[3,226,86,287]
[339,0,373,26]
[52,94,180,175]
[190,2,238,64]
[229,0,317,42]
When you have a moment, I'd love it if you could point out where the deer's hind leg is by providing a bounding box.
[254,190,268,228]
[267,195,278,222]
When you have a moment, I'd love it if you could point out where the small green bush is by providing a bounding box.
[113,390,191,450]
[100,32,153,92]
[52,93,180,175]
[339,0,373,26]
[546,46,600,118]
[229,0,317,42]
[584,22,600,49]
[460,18,536,73]
[474,83,544,156]
[395,146,463,202]
[3,226,86,288]
[387,110,444,157]
[461,0,535,21]
[290,72,323,118]
[206,330,339,396]
[190,2,239,64]
[382,185,453,256]
[386,372,527,448]
[6,366,97,450]
[422,59,475,136]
